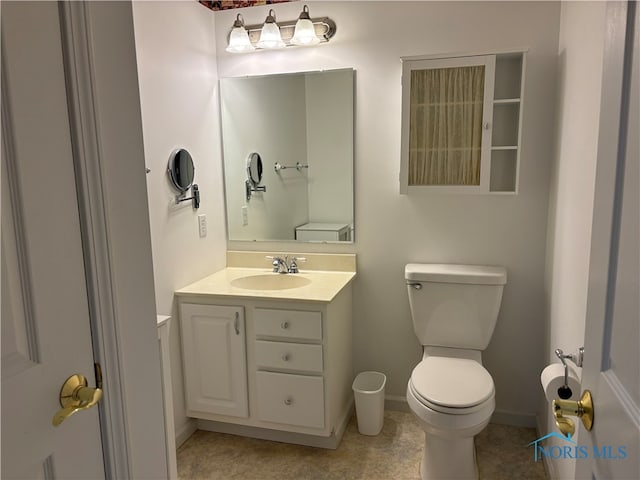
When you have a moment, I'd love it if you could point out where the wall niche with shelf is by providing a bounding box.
[400,51,526,194]
[490,53,524,193]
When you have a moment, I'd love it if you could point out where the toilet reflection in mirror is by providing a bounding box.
[219,68,354,243]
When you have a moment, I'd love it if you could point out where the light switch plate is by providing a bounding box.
[241,206,248,226]
[198,214,207,237]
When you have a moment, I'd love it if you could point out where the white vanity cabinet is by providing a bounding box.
[177,283,353,449]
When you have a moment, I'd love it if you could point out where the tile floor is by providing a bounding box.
[177,411,548,479]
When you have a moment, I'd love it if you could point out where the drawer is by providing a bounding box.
[254,308,322,341]
[255,340,323,373]
[255,371,325,429]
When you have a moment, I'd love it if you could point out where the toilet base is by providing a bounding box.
[420,431,478,480]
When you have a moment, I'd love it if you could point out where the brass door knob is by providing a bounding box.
[52,374,102,427]
[552,389,594,437]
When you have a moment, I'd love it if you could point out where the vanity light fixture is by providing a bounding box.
[226,14,255,53]
[226,5,336,53]
[257,9,285,49]
[290,5,320,46]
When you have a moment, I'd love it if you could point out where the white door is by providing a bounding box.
[575,2,639,479]
[1,2,105,478]
[180,303,249,418]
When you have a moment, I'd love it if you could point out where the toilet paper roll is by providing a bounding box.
[540,363,581,402]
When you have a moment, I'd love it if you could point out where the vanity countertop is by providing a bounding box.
[175,267,356,303]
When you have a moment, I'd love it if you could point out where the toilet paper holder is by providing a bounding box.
[554,347,584,399]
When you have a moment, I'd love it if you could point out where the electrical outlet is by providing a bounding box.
[197,214,207,237]
[241,206,248,226]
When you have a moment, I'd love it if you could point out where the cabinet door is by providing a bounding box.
[400,54,496,193]
[180,303,248,418]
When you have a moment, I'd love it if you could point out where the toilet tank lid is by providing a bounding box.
[405,264,507,285]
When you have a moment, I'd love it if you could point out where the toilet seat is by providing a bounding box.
[410,356,494,414]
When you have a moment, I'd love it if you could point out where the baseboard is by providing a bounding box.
[196,420,344,449]
[175,418,197,448]
[490,409,537,428]
[195,400,353,451]
[385,394,410,412]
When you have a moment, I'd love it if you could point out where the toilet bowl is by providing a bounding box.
[404,264,507,480]
[407,349,495,479]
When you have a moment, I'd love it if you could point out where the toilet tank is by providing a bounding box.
[405,264,507,350]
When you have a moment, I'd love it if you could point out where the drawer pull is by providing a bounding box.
[281,321,290,330]
[284,396,294,406]
[281,353,290,362]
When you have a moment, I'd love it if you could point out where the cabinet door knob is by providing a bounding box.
[281,321,290,330]
[282,353,290,362]
[284,396,293,406]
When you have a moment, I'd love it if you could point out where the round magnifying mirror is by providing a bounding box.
[168,149,195,193]
[246,152,263,186]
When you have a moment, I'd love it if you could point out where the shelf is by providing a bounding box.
[493,98,521,104]
[413,101,483,108]
[494,55,523,99]
[491,146,518,151]
[410,147,481,153]
[491,101,520,147]
[490,149,518,192]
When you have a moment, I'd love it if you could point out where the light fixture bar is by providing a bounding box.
[241,17,336,48]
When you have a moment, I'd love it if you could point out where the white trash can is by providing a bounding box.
[352,371,386,436]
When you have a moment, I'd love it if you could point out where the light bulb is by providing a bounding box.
[257,10,285,49]
[291,6,320,46]
[226,14,254,53]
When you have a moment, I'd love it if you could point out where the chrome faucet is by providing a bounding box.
[266,255,306,274]
[269,256,290,274]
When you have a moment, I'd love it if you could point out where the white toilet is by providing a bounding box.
[405,263,507,480]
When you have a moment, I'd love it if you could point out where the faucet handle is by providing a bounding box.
[288,257,306,273]
[266,255,281,272]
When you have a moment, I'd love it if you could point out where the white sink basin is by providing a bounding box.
[230,274,311,291]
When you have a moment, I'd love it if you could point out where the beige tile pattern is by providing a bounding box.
[177,411,547,480]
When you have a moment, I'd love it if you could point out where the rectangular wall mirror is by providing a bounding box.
[220,68,354,243]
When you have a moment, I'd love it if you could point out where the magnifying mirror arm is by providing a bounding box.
[245,180,266,202]
[176,183,200,209]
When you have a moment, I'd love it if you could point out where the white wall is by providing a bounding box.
[216,1,560,424]
[542,2,607,478]
[221,75,309,240]
[132,1,227,444]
